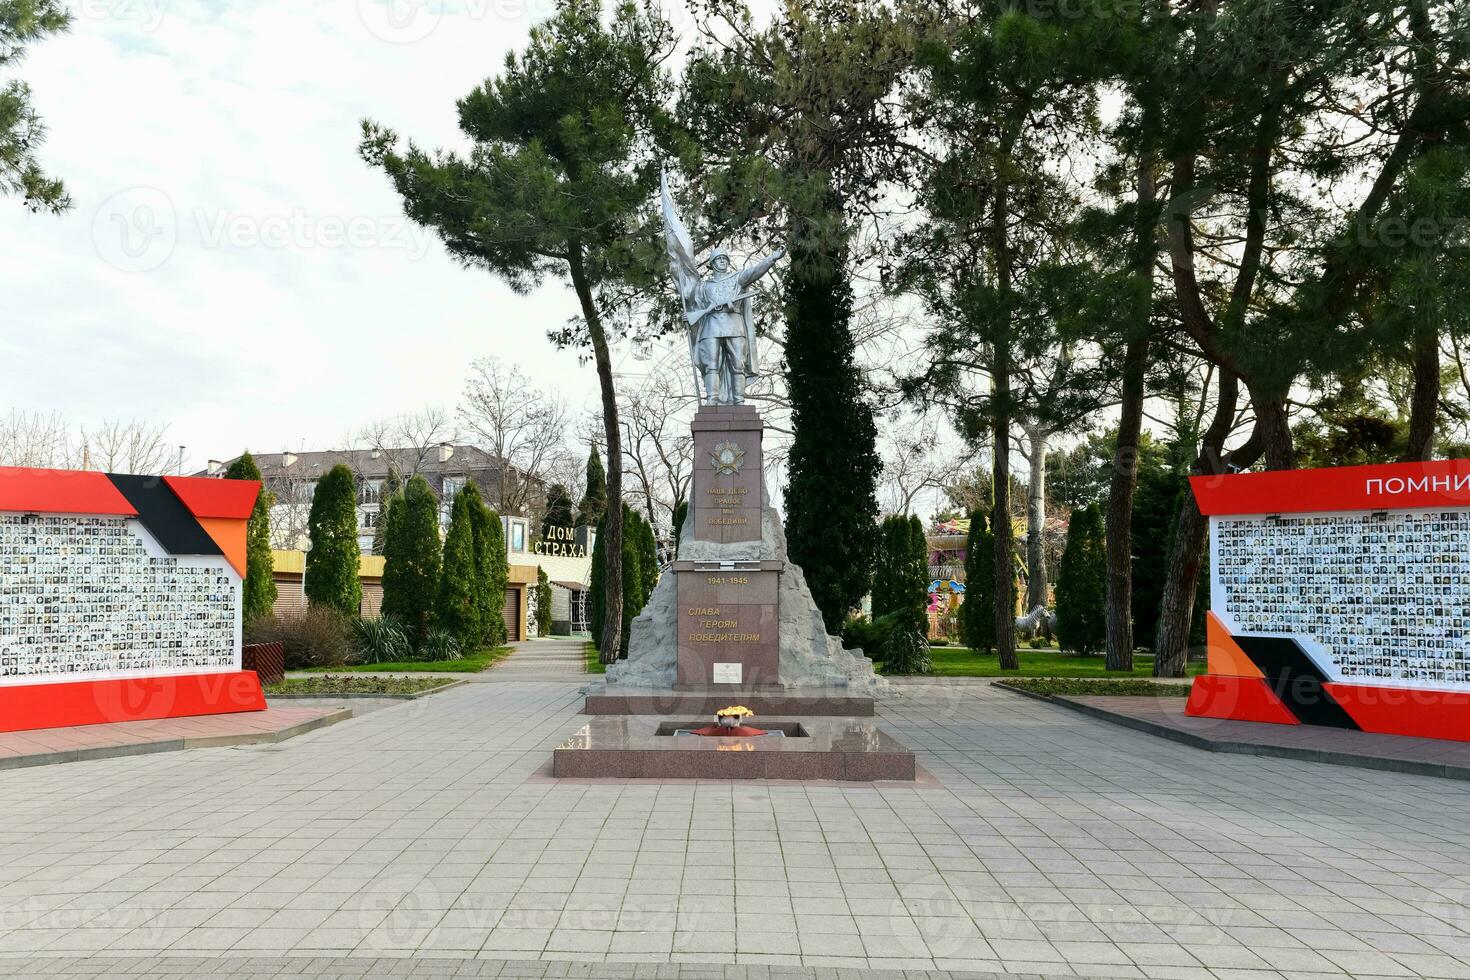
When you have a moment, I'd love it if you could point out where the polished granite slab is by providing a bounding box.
[551,714,914,780]
[582,683,875,716]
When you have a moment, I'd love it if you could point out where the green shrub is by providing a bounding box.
[536,566,552,637]
[355,616,411,664]
[841,611,902,659]
[245,607,354,669]
[1028,636,1047,649]
[882,627,933,675]
[419,627,462,662]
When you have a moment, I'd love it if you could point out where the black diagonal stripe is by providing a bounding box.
[107,473,222,557]
[1232,634,1360,730]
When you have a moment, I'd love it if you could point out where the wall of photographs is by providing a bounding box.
[1213,508,1470,691]
[0,514,238,685]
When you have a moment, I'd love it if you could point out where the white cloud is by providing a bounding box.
[0,0,630,469]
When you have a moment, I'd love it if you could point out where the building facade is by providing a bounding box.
[200,444,542,556]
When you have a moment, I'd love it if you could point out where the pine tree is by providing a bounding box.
[435,490,480,651]
[960,510,996,653]
[576,449,607,529]
[225,452,277,621]
[541,483,576,537]
[1056,504,1107,656]
[304,464,361,616]
[536,566,552,636]
[372,464,402,556]
[464,482,508,647]
[382,475,440,645]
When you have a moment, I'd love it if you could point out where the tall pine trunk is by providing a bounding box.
[1105,339,1147,672]
[1403,320,1439,462]
[569,247,624,663]
[1154,371,1267,675]
[1024,423,1049,612]
[1105,159,1157,672]
[992,182,1018,670]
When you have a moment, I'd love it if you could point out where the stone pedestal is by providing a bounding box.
[690,405,763,544]
[674,559,781,688]
[603,403,881,695]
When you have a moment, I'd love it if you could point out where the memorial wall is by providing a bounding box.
[0,467,267,732]
[1188,460,1470,741]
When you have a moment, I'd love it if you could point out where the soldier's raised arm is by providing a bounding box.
[738,247,785,288]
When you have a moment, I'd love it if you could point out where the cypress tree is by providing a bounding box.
[464,482,508,647]
[907,515,931,635]
[783,234,881,634]
[576,449,607,528]
[619,507,644,657]
[1056,504,1107,656]
[304,464,361,616]
[870,515,902,622]
[541,483,576,537]
[633,509,659,599]
[536,566,552,636]
[372,464,402,556]
[671,500,688,558]
[382,475,440,645]
[435,490,479,651]
[960,510,996,653]
[225,452,277,621]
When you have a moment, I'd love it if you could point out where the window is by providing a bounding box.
[361,509,378,529]
[511,521,526,552]
[359,480,381,505]
[442,476,465,499]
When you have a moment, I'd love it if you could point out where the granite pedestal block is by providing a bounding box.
[582,683,875,716]
[552,714,915,780]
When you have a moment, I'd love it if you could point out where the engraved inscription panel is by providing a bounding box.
[676,569,779,686]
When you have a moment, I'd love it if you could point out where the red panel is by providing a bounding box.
[0,672,266,734]
[1185,675,1300,726]
[163,475,260,519]
[1324,682,1470,742]
[0,467,137,516]
[1191,459,1470,516]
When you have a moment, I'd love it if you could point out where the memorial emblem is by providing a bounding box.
[710,440,745,475]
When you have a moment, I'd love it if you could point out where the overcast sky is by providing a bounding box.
[0,0,672,471]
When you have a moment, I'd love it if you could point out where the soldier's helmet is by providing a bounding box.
[703,248,732,268]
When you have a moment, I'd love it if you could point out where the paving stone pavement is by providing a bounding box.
[3,675,1470,979]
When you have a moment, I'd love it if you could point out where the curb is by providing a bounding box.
[0,708,353,773]
[993,682,1470,782]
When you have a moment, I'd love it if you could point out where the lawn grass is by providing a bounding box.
[918,644,1205,678]
[300,646,513,674]
[266,675,460,696]
[1001,677,1193,697]
[585,642,606,674]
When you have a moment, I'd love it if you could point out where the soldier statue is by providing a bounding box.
[661,172,784,406]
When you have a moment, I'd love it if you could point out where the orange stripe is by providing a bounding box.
[196,517,248,577]
[1206,611,1264,678]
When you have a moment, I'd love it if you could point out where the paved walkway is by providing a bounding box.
[3,678,1470,978]
[485,638,589,681]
